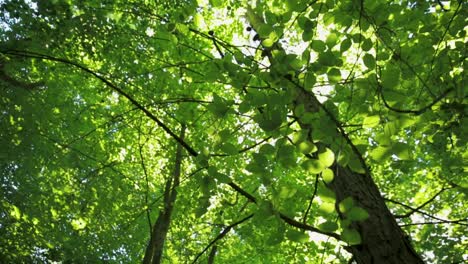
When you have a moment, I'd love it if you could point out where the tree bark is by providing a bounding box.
[143,125,185,264]
[330,165,424,263]
[244,7,425,261]
[295,88,424,263]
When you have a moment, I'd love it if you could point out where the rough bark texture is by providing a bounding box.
[330,165,424,264]
[294,87,424,263]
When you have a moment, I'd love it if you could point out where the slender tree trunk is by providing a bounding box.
[143,125,185,264]
[207,245,217,264]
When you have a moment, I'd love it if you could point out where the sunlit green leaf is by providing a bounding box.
[362,115,380,128]
[298,141,317,154]
[318,148,334,167]
[319,202,335,214]
[322,168,334,183]
[1,1,464,262]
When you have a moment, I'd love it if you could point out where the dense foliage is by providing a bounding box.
[1,0,466,263]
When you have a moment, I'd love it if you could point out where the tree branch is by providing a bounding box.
[191,214,254,264]
[279,213,341,240]
[378,83,454,115]
[391,187,450,219]
[2,49,199,157]
[4,49,342,244]
[399,219,467,227]
[302,174,319,224]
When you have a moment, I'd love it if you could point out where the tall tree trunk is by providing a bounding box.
[143,125,185,264]
[296,88,424,263]
[330,165,423,263]
[244,7,425,261]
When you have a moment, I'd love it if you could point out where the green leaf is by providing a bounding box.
[286,229,309,243]
[369,146,392,162]
[381,65,400,89]
[322,168,334,183]
[195,196,211,217]
[214,172,231,183]
[325,33,338,48]
[348,155,365,174]
[317,183,336,202]
[294,104,305,117]
[304,73,317,89]
[337,150,350,166]
[277,145,297,167]
[361,38,373,51]
[257,201,276,219]
[220,143,238,155]
[208,167,231,183]
[71,217,87,230]
[266,228,285,245]
[259,144,276,156]
[318,51,337,66]
[208,94,230,118]
[278,186,297,199]
[292,130,308,144]
[363,53,375,69]
[342,228,362,245]
[327,68,341,84]
[193,13,206,30]
[318,148,335,167]
[339,197,355,214]
[318,201,335,214]
[301,159,325,174]
[318,221,339,232]
[302,30,314,42]
[262,38,275,48]
[340,38,352,52]
[209,0,223,7]
[255,107,284,132]
[238,101,251,113]
[300,112,316,124]
[10,205,21,220]
[310,40,326,52]
[392,142,412,160]
[362,115,380,128]
[347,206,369,221]
[298,141,317,154]
[257,23,274,38]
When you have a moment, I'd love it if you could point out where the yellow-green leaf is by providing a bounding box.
[342,228,361,245]
[362,115,380,128]
[322,168,334,183]
[318,148,335,167]
[301,159,325,174]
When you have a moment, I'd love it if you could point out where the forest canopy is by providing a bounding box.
[0,0,466,263]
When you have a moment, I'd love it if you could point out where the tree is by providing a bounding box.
[0,0,466,263]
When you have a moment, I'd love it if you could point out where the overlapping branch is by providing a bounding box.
[2,49,340,242]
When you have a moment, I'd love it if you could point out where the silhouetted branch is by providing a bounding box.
[191,214,254,264]
[392,187,450,218]
[379,85,454,115]
[302,174,319,224]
